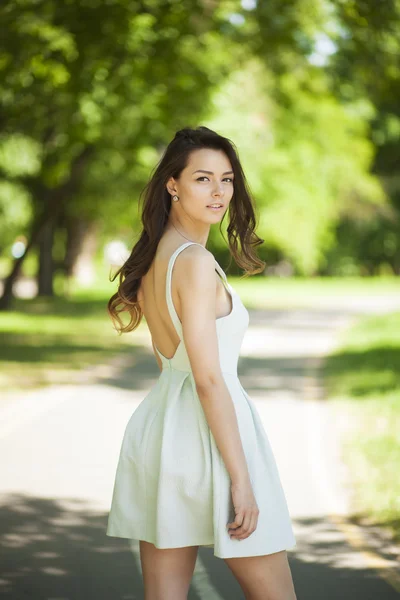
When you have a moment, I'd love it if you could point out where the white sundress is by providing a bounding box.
[106,241,296,559]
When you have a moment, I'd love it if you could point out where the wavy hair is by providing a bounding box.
[108,125,265,334]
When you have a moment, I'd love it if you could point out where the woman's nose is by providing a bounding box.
[212,182,224,196]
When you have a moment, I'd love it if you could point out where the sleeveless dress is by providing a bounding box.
[106,241,296,558]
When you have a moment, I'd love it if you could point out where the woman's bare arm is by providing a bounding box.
[175,245,250,486]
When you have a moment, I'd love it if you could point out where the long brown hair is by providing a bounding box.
[108,125,265,334]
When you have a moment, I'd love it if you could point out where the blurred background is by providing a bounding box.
[0,1,399,598]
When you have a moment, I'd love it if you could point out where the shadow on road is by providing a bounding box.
[0,493,398,600]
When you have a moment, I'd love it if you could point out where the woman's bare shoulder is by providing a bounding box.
[174,243,215,274]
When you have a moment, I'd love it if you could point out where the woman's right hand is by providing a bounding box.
[227,479,259,541]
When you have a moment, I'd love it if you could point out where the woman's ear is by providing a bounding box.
[166,176,177,196]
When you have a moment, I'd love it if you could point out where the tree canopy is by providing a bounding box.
[1,0,399,307]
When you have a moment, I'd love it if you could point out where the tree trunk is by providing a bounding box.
[37,218,56,296]
[64,217,98,294]
[0,214,46,310]
[0,146,94,310]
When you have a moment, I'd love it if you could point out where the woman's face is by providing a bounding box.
[167,148,234,223]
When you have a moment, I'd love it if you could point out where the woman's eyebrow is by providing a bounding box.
[192,169,234,175]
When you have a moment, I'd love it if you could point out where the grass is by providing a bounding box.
[0,286,148,394]
[323,311,400,542]
[234,274,400,308]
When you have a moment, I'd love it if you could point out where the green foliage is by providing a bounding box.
[323,209,400,276]
[0,134,42,177]
[0,181,32,249]
[0,0,243,247]
[329,0,400,180]
[0,290,135,392]
[1,0,399,283]
[241,0,400,274]
[324,310,400,538]
[324,0,400,273]
[0,134,39,247]
[325,311,400,400]
[207,58,384,274]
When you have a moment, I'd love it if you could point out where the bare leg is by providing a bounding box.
[224,550,297,600]
[139,541,199,600]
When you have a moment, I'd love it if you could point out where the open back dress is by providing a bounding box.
[106,241,296,559]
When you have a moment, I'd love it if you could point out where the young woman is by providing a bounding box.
[106,126,297,600]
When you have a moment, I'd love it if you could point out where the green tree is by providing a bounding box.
[327,0,400,273]
[207,55,383,274]
[0,0,239,308]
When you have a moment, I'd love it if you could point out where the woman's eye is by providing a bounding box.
[196,177,233,183]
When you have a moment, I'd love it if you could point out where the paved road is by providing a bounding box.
[0,297,399,599]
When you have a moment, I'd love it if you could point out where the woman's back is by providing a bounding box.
[137,238,234,362]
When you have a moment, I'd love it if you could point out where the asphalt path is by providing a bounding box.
[0,295,400,599]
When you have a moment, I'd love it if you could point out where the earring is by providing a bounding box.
[172,195,179,202]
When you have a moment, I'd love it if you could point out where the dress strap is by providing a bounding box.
[214,261,229,288]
